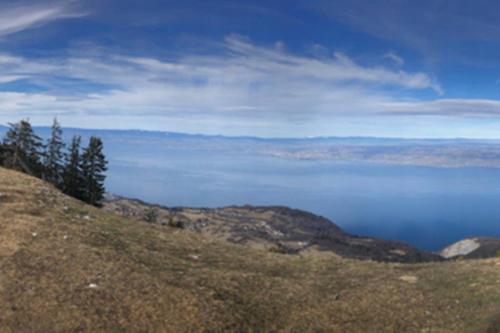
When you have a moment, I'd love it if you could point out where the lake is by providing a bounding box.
[101,136,500,251]
[5,126,500,252]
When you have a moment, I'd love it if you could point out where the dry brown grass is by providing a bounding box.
[0,168,500,332]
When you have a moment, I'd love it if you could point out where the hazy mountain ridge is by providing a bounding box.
[267,144,500,167]
[5,126,500,168]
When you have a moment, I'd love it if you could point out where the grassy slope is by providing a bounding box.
[103,196,442,262]
[0,168,500,332]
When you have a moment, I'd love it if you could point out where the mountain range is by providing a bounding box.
[2,126,500,169]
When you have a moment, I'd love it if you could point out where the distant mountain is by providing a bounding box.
[103,193,442,263]
[0,126,497,168]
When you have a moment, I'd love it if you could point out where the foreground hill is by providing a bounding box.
[3,168,500,332]
[103,194,441,263]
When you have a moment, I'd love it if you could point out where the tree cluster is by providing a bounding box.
[0,119,108,207]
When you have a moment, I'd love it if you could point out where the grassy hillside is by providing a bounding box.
[103,195,442,263]
[1,168,500,332]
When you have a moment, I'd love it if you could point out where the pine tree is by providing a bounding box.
[43,118,65,188]
[3,119,44,176]
[62,135,84,200]
[2,122,20,169]
[0,141,6,166]
[0,119,109,205]
[81,136,108,206]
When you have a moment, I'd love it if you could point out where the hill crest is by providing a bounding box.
[103,193,442,263]
[2,167,500,332]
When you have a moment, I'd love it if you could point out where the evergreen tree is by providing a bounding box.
[0,141,7,166]
[3,119,43,176]
[1,122,19,169]
[0,119,109,206]
[43,118,65,188]
[81,136,107,206]
[62,135,84,200]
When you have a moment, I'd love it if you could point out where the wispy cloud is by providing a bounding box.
[220,35,442,93]
[384,52,405,66]
[0,35,498,136]
[303,0,500,65]
[0,2,85,38]
[380,99,500,117]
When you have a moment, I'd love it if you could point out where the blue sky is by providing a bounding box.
[3,0,500,138]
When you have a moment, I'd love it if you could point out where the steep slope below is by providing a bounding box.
[103,194,441,263]
[2,168,500,332]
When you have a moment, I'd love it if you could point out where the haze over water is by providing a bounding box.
[2,125,498,251]
[4,0,500,253]
[95,131,500,251]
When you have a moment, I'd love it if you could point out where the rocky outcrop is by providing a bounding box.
[440,238,481,258]
[440,237,500,259]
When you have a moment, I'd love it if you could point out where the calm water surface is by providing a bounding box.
[3,126,497,251]
[104,146,500,251]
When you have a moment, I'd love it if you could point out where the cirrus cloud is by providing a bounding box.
[0,35,498,137]
[0,2,85,38]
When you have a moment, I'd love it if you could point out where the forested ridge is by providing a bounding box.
[0,119,107,206]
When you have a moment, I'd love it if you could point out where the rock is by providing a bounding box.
[32,232,37,238]
[440,238,481,258]
[399,275,418,284]
[390,249,407,256]
[88,283,98,289]
[440,237,500,259]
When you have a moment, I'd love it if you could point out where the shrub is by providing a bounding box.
[144,208,158,223]
[268,243,289,254]
[167,218,185,229]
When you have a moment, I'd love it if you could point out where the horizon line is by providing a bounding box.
[1,123,500,142]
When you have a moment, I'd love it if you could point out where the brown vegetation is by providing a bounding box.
[103,195,441,263]
[1,168,500,332]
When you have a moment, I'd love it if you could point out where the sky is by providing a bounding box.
[3,1,500,138]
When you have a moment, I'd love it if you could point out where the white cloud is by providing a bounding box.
[379,99,500,117]
[383,52,405,66]
[0,2,85,38]
[0,35,498,136]
[0,75,25,84]
[220,35,442,94]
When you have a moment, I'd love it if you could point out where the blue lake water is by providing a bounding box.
[103,143,500,251]
[4,126,499,252]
